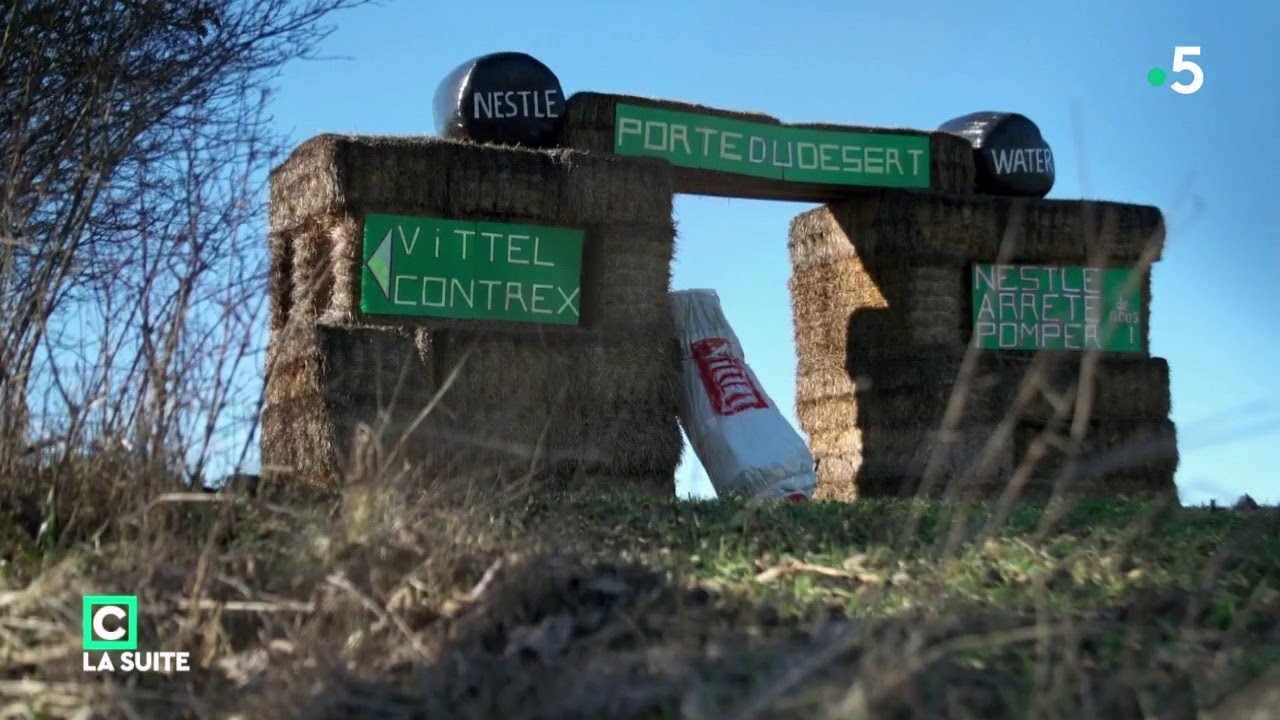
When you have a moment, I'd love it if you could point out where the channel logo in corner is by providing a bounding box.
[82,594,190,673]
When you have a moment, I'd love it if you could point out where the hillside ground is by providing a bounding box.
[2,474,1278,719]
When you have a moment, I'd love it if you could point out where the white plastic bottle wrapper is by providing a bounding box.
[670,289,816,500]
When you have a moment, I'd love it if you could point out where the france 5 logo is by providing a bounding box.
[1148,47,1204,95]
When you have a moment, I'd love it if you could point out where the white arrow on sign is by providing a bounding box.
[366,228,393,299]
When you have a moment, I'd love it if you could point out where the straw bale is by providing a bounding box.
[808,416,1175,502]
[788,202,980,268]
[987,197,1166,265]
[268,229,292,333]
[796,349,1006,433]
[265,135,682,490]
[268,135,345,236]
[805,425,859,457]
[1012,418,1178,498]
[262,394,420,487]
[788,194,1165,270]
[789,253,968,359]
[798,348,1172,415]
[809,423,1011,500]
[554,146,675,224]
[990,354,1171,423]
[788,202,969,363]
[268,135,677,338]
[259,401,319,485]
[799,351,1176,501]
[286,214,349,325]
[954,352,1168,423]
[855,423,1013,498]
[579,219,677,334]
[268,135,533,233]
[261,323,435,486]
[262,322,682,489]
[269,134,672,234]
[404,327,681,487]
[416,398,681,485]
[793,363,859,403]
[1140,269,1153,353]
[557,92,976,198]
[969,195,1165,263]
[788,201,1158,369]
[431,328,676,407]
[797,381,996,434]
[797,350,1171,423]
[813,452,860,501]
[797,394,857,435]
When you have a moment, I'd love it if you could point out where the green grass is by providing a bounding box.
[2,486,1278,719]
[529,492,1275,617]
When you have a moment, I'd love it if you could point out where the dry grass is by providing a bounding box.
[2,465,1277,720]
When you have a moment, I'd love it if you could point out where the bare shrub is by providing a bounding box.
[0,0,368,543]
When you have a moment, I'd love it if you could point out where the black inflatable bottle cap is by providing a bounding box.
[433,52,565,148]
[939,111,1055,198]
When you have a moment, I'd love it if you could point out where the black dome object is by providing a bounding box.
[433,52,565,148]
[938,112,1055,198]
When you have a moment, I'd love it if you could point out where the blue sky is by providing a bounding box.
[270,0,1279,504]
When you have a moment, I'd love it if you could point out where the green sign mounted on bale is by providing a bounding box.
[361,213,583,325]
[972,264,1144,352]
[614,103,931,189]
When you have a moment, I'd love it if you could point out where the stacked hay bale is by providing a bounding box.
[264,135,681,490]
[789,193,1176,501]
[261,322,432,486]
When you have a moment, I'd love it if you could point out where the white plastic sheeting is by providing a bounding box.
[671,289,816,500]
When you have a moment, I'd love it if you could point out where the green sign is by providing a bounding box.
[361,213,583,325]
[972,264,1143,352]
[614,103,931,188]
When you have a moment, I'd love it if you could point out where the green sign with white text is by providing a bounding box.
[614,103,931,188]
[972,264,1143,353]
[361,213,583,325]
